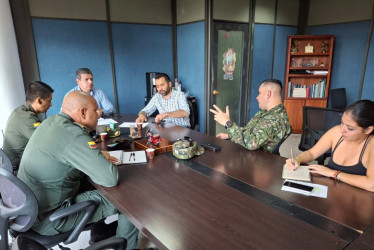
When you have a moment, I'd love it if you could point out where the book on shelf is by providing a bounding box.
[108,150,147,165]
[282,164,311,182]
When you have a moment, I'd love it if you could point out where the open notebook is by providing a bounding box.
[108,150,147,165]
[282,164,311,182]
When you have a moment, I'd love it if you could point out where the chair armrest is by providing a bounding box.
[85,236,127,250]
[49,200,99,245]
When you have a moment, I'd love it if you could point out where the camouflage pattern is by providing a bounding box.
[173,140,204,159]
[227,104,291,153]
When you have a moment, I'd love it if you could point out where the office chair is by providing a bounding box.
[0,168,103,250]
[11,235,127,250]
[298,106,343,164]
[187,99,195,130]
[272,126,293,155]
[329,88,347,110]
[0,148,13,173]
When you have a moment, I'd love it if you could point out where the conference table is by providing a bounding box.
[92,114,374,249]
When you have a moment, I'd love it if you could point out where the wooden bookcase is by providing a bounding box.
[284,35,335,133]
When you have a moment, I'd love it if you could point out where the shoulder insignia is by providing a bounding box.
[33,122,41,128]
[88,141,98,149]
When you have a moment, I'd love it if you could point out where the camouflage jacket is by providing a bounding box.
[227,104,291,152]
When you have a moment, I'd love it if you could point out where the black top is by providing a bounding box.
[327,135,372,175]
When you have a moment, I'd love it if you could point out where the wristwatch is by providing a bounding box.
[225,120,233,129]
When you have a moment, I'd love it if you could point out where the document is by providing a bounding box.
[97,118,118,126]
[281,179,328,198]
[119,122,148,128]
[108,150,147,165]
[282,164,311,182]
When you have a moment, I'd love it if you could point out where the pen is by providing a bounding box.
[291,148,294,165]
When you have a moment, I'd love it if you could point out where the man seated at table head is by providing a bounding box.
[3,81,54,167]
[17,91,139,249]
[135,73,190,127]
[210,79,291,153]
[65,67,114,117]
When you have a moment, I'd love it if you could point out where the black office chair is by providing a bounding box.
[329,88,347,110]
[187,99,195,130]
[0,168,115,250]
[0,148,13,173]
[12,235,127,250]
[272,126,293,155]
[298,106,343,164]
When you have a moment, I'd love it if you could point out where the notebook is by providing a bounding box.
[282,164,311,182]
[108,150,147,165]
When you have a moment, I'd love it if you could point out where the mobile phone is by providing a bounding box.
[200,142,221,151]
[283,181,313,192]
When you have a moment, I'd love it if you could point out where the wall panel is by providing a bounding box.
[32,19,113,116]
[250,24,274,118]
[177,21,205,131]
[362,29,374,101]
[112,23,173,114]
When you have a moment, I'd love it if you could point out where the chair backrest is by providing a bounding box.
[299,106,344,151]
[0,168,38,250]
[187,99,195,130]
[0,149,13,173]
[272,126,293,155]
[329,88,347,110]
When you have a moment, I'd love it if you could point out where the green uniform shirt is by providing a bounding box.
[17,112,118,215]
[227,104,291,152]
[3,103,41,166]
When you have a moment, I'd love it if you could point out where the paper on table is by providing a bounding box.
[281,179,328,198]
[97,118,118,126]
[108,150,147,164]
[282,164,311,182]
[119,122,148,128]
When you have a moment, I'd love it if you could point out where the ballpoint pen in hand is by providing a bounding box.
[291,148,294,165]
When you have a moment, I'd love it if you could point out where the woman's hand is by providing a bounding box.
[307,164,335,178]
[285,158,299,171]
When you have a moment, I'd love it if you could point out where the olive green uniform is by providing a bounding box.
[3,103,41,166]
[17,113,138,249]
[227,104,291,152]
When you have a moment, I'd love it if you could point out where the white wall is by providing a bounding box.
[309,0,374,25]
[0,1,25,148]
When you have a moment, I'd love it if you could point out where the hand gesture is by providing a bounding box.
[209,105,230,126]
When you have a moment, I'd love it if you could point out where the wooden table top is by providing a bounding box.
[93,114,374,249]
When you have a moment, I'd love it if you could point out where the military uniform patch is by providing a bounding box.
[88,141,98,149]
[33,122,41,128]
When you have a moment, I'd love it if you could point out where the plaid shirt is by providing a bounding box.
[141,90,190,127]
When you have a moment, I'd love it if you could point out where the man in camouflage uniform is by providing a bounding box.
[210,79,291,153]
[17,91,138,249]
[3,81,54,167]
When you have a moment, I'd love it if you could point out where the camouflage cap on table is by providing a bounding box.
[172,140,204,160]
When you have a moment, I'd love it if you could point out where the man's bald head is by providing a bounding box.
[62,91,99,130]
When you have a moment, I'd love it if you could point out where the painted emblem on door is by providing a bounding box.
[222,48,236,80]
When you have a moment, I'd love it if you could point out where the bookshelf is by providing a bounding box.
[284,35,335,133]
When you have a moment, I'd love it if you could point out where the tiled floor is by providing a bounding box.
[10,134,302,250]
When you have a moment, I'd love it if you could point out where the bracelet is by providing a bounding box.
[336,172,342,181]
[333,170,341,180]
[296,156,301,164]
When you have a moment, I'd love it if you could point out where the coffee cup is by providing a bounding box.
[146,148,155,160]
[100,132,108,141]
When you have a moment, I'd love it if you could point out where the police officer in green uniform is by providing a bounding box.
[210,79,291,153]
[3,81,54,167]
[17,91,139,249]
